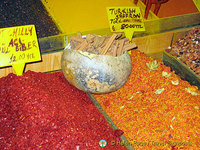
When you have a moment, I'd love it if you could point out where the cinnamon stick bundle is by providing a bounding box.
[69,33,137,57]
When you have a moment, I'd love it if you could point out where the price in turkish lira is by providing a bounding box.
[106,7,145,41]
[0,25,41,75]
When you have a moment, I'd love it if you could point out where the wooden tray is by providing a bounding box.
[87,93,134,150]
[162,51,200,88]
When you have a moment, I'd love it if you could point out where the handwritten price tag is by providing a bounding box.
[0,25,41,76]
[106,7,145,41]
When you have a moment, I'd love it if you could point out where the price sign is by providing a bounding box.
[0,25,41,76]
[107,7,145,41]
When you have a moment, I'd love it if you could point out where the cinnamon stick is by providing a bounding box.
[100,34,118,55]
[112,41,118,57]
[116,33,122,39]
[78,40,89,51]
[93,36,101,48]
[70,32,137,56]
[86,34,95,43]
[71,36,84,43]
[100,37,110,48]
[97,47,103,54]
[97,36,107,47]
[123,42,137,51]
[117,39,125,56]
[77,32,82,39]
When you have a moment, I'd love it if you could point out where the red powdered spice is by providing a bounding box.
[0,71,126,150]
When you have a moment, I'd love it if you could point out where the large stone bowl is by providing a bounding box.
[61,47,132,94]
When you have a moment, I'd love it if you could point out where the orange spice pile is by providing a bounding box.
[93,50,200,150]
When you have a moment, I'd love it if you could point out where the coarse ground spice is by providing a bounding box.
[0,0,61,38]
[93,50,200,150]
[0,71,127,150]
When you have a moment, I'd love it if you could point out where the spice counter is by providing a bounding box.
[93,50,200,150]
[0,1,200,149]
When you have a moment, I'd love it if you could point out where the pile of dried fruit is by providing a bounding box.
[166,27,200,76]
[93,50,200,150]
[70,33,137,56]
[0,71,126,150]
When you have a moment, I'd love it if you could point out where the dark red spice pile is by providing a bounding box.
[0,71,126,150]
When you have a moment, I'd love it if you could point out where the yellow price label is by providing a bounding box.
[106,7,145,41]
[0,25,41,76]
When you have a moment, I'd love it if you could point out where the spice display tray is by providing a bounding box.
[87,93,134,150]
[162,51,200,88]
[162,27,200,88]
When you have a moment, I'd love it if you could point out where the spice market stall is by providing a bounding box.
[0,0,200,150]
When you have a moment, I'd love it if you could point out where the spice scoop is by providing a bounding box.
[61,33,136,94]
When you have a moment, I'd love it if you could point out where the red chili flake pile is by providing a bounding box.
[0,71,127,150]
[93,50,200,150]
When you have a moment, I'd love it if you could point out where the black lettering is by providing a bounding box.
[109,8,114,14]
[10,54,16,62]
[19,53,25,60]
[29,27,33,36]
[19,38,26,51]
[16,45,19,52]
[133,13,140,18]
[117,8,121,15]
[14,39,19,51]
[8,39,14,47]
[14,39,18,47]
[25,28,29,35]
[121,24,143,29]
[27,53,35,59]
[18,28,21,36]
[132,8,136,13]
[110,19,114,24]
[0,46,9,54]
[22,44,26,51]
[121,24,126,29]
[12,28,18,37]
[27,42,32,50]
[32,40,37,47]
[21,27,24,35]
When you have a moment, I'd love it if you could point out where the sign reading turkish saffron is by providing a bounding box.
[106,7,145,41]
[0,25,41,76]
